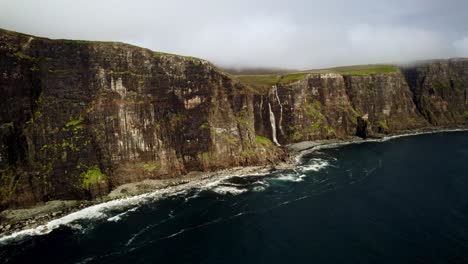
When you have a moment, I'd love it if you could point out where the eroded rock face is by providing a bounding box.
[255,74,357,143]
[344,73,428,134]
[255,71,432,143]
[0,29,285,208]
[1,28,468,210]
[401,59,468,126]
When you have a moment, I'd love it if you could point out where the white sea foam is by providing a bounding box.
[295,128,468,163]
[210,186,248,195]
[379,128,468,141]
[301,159,330,172]
[253,186,266,192]
[275,173,306,182]
[0,172,255,243]
[0,184,197,244]
[2,128,466,244]
[107,207,138,222]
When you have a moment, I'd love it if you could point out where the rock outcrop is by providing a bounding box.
[0,29,285,209]
[401,59,468,125]
[1,28,467,209]
[256,64,467,144]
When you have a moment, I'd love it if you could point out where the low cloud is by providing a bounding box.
[454,38,468,57]
[346,24,449,64]
[1,0,467,69]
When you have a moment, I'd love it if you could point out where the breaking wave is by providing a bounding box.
[301,158,330,172]
[4,129,464,245]
[0,174,280,244]
[275,173,307,182]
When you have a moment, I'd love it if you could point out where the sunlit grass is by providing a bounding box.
[235,64,399,92]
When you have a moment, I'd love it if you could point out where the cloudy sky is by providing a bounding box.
[1,0,468,69]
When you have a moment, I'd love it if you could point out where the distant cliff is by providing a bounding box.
[254,62,468,143]
[1,29,467,209]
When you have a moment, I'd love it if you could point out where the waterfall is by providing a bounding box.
[274,85,285,136]
[268,103,281,146]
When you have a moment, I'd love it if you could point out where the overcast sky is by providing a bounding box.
[1,0,468,69]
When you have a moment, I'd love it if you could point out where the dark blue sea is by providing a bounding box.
[1,131,468,264]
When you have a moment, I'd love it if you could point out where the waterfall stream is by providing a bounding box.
[273,85,285,136]
[268,103,281,146]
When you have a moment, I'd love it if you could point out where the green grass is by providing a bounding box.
[62,39,94,45]
[378,120,389,130]
[280,73,307,84]
[255,135,273,146]
[308,64,399,76]
[142,161,159,173]
[234,64,399,92]
[81,166,106,189]
[14,51,33,60]
[290,131,303,141]
[235,74,281,94]
[463,111,468,119]
[1,122,13,128]
[65,116,84,128]
[108,70,149,78]
[153,51,204,62]
[59,39,117,45]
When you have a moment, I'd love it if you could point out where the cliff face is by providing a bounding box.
[0,29,285,208]
[401,59,468,126]
[255,71,430,143]
[255,73,357,143]
[344,73,429,134]
[1,29,467,210]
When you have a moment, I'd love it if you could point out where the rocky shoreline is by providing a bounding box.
[1,126,467,239]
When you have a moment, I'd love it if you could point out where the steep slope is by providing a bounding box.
[1,28,468,210]
[401,59,468,125]
[0,29,285,208]
[251,62,467,144]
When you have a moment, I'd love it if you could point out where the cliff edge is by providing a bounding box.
[1,28,467,210]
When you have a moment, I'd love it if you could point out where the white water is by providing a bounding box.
[301,158,330,172]
[1,128,467,244]
[268,103,281,146]
[295,128,468,163]
[275,173,307,182]
[0,171,272,244]
[273,85,285,137]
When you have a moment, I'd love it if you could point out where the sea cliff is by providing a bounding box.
[1,28,467,210]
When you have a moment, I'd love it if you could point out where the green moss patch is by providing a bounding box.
[378,120,389,130]
[0,168,17,202]
[81,166,106,189]
[1,122,13,128]
[14,51,33,60]
[65,116,84,128]
[255,135,273,146]
[108,70,150,78]
[48,69,71,74]
[306,100,326,134]
[142,161,160,173]
[290,131,304,141]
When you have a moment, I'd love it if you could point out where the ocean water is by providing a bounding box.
[1,131,468,264]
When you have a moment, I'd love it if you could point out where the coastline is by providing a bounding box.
[1,126,467,241]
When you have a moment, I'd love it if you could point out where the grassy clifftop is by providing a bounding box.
[235,64,400,93]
